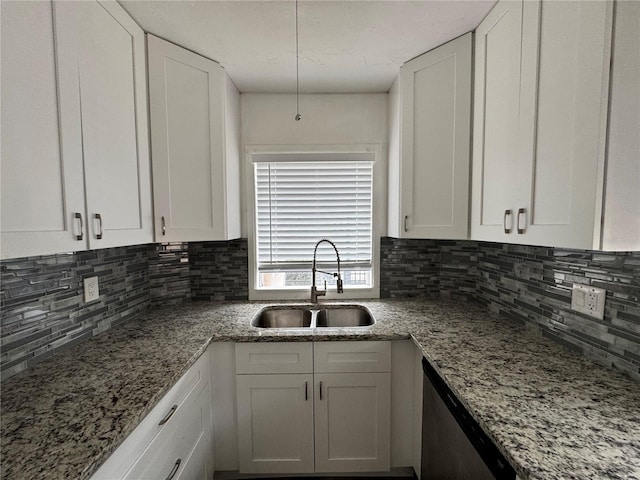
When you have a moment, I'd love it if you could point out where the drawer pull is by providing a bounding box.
[158,405,177,426]
[319,381,323,400]
[404,215,408,232]
[161,216,166,236]
[305,381,308,401]
[165,459,181,480]
[503,209,512,234]
[517,208,526,234]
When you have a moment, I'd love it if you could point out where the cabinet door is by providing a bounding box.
[148,34,240,242]
[0,0,85,259]
[602,0,640,251]
[399,33,472,239]
[73,1,153,248]
[471,0,526,242]
[314,372,390,473]
[518,0,613,249]
[236,374,314,474]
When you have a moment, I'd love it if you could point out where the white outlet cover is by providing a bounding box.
[571,283,605,320]
[84,276,100,303]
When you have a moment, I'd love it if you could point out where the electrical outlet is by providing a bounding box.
[84,276,100,303]
[571,283,605,320]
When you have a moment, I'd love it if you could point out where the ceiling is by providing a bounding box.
[119,0,496,94]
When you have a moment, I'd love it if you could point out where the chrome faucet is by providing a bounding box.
[311,239,344,303]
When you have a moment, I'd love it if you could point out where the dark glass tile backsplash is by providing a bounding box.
[1,240,249,380]
[475,243,640,380]
[2,237,638,381]
[190,239,249,301]
[379,237,640,380]
[0,245,155,380]
[150,242,190,307]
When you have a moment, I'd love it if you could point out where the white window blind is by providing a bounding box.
[255,160,373,276]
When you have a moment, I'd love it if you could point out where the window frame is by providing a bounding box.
[246,144,385,301]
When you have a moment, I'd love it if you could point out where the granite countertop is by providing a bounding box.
[1,299,639,480]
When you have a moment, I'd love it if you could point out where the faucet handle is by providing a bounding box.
[323,280,327,291]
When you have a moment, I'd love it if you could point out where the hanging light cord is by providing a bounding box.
[295,0,301,121]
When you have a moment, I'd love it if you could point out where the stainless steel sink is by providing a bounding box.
[251,306,312,328]
[251,304,375,329]
[316,305,375,328]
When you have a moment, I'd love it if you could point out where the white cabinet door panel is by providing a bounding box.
[236,374,314,474]
[75,1,152,247]
[314,372,390,473]
[602,0,640,251]
[471,0,524,241]
[519,0,612,248]
[148,34,240,242]
[73,1,152,248]
[390,33,472,239]
[0,0,85,259]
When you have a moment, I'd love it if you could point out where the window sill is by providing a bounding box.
[248,287,380,302]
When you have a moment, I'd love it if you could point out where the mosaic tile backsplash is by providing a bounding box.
[2,237,638,380]
[189,239,249,301]
[149,243,190,307]
[475,243,640,380]
[0,245,155,380]
[379,237,640,380]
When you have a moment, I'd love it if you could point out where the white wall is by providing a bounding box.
[241,93,388,146]
[240,93,388,237]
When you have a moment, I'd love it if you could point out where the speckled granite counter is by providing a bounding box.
[1,300,639,480]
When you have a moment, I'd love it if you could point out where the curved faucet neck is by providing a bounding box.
[312,239,341,274]
[311,239,343,302]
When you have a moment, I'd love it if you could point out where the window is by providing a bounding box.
[253,156,374,291]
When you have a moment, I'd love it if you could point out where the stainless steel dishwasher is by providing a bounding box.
[421,357,516,480]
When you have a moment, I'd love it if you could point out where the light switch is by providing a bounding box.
[571,283,605,320]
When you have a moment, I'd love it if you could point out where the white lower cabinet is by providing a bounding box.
[235,341,391,475]
[314,372,391,472]
[236,373,314,474]
[91,352,214,480]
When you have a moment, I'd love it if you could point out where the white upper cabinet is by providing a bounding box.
[472,0,637,251]
[147,35,241,242]
[471,0,526,242]
[1,0,85,259]
[388,33,472,239]
[601,0,640,251]
[74,1,153,249]
[1,0,153,259]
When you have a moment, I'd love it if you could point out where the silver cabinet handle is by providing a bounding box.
[74,212,84,241]
[158,405,177,426]
[319,381,323,400]
[161,216,166,236]
[94,213,103,239]
[165,459,181,480]
[503,209,512,234]
[305,381,308,401]
[404,215,408,232]
[517,208,526,234]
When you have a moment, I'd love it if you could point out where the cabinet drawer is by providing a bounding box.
[124,381,211,480]
[91,352,209,479]
[235,342,313,374]
[314,341,391,373]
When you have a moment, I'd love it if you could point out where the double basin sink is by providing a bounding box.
[252,304,375,329]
